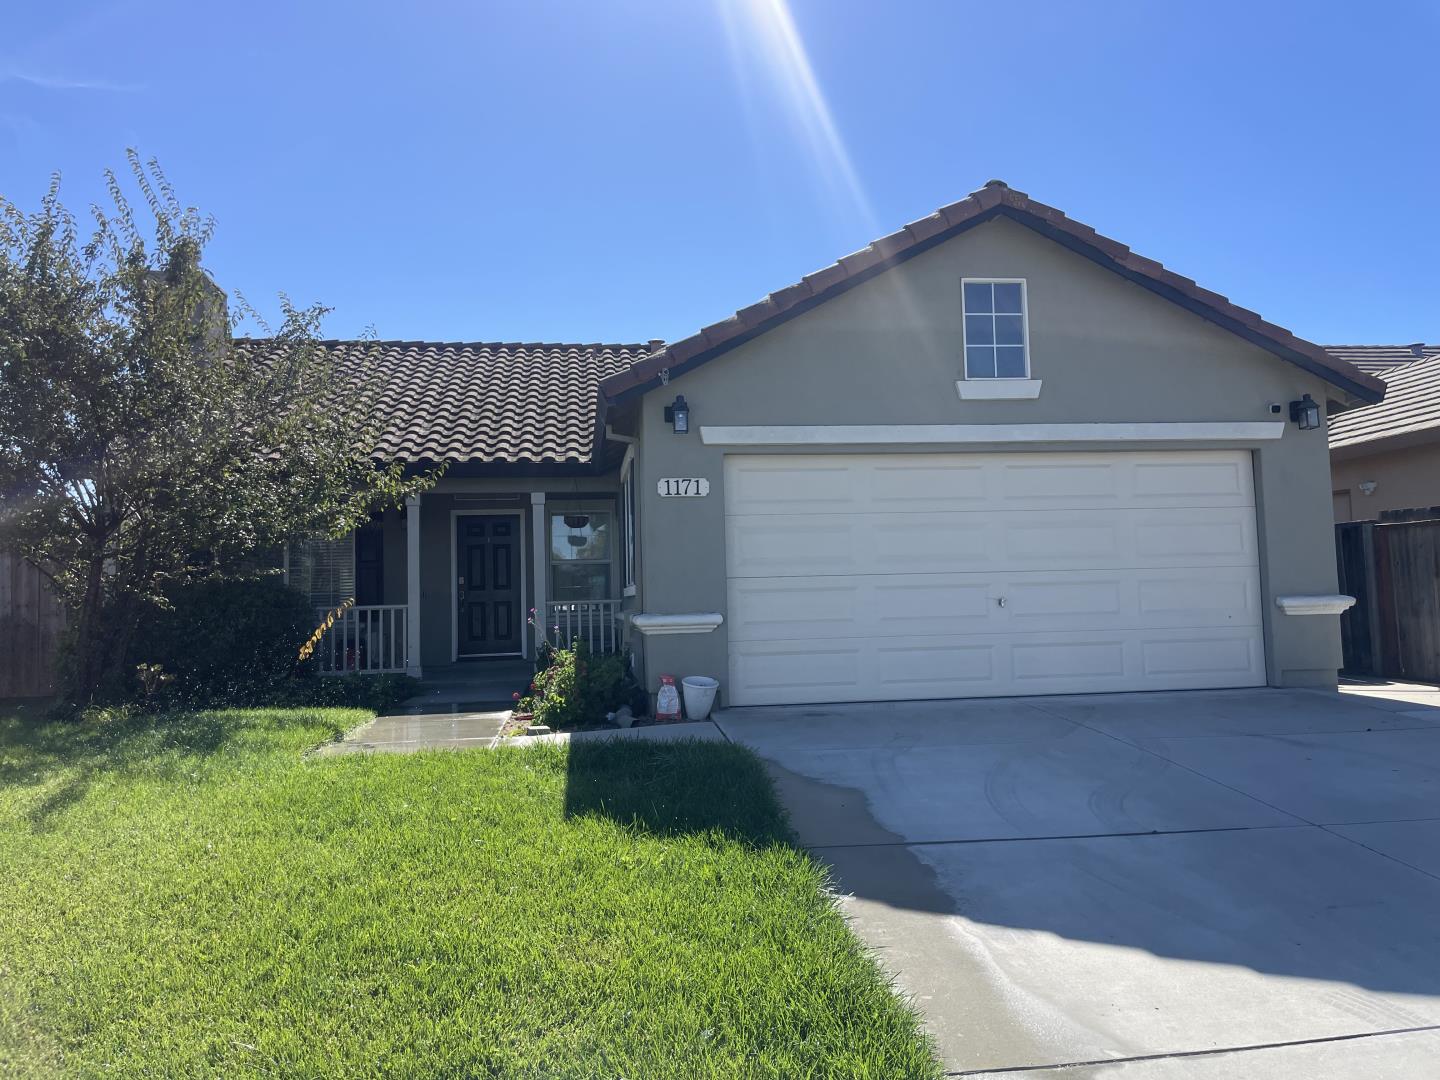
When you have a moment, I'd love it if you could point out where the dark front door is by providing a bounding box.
[456,514,522,656]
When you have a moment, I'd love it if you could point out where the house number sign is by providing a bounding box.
[657,477,710,497]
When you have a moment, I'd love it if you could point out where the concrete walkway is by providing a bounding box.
[713,685,1440,1078]
[318,713,725,754]
[499,720,725,747]
[315,708,510,754]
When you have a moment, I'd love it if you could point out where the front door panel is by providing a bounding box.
[456,515,522,655]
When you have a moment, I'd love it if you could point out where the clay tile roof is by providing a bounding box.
[599,181,1386,405]
[1328,352,1440,450]
[1323,343,1440,375]
[237,338,655,466]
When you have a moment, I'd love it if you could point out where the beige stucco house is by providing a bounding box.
[289,180,1385,707]
[1327,346,1440,522]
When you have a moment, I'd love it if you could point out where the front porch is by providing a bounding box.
[291,475,633,678]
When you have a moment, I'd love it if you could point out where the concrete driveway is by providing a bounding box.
[712,685,1440,1077]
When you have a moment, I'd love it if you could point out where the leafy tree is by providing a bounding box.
[0,153,436,701]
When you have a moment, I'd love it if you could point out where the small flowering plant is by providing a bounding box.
[512,640,636,731]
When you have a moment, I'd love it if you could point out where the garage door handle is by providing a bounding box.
[996,597,1007,607]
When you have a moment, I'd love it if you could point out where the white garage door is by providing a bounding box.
[725,451,1265,706]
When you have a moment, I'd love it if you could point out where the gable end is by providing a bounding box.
[599,184,1385,409]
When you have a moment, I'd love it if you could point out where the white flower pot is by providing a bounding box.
[681,676,720,720]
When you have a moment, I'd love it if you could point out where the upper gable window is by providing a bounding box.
[963,279,1029,379]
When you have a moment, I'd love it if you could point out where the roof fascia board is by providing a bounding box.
[1004,208,1383,403]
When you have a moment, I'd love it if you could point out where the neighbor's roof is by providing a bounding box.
[1323,343,1440,375]
[600,180,1386,406]
[239,338,655,466]
[1328,352,1440,451]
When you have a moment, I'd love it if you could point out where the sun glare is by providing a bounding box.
[718,0,875,229]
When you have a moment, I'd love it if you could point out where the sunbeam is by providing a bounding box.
[718,0,875,230]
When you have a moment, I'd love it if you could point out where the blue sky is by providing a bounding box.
[3,0,1437,345]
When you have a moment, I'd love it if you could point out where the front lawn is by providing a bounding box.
[0,705,939,1078]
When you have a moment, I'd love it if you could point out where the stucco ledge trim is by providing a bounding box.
[630,613,724,636]
[1274,594,1357,616]
[699,422,1286,446]
[956,379,1043,400]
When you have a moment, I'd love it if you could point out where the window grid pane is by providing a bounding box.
[963,282,993,313]
[964,281,1026,379]
[995,346,1027,378]
[550,512,611,561]
[993,282,1023,313]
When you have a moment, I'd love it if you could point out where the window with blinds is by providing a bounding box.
[288,534,355,611]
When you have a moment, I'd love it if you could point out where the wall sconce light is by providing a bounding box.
[1358,481,1378,496]
[663,394,691,434]
[1289,393,1321,430]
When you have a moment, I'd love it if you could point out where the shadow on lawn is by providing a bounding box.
[0,706,343,830]
[562,738,795,847]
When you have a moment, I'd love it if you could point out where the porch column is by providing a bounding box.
[405,494,423,678]
[530,491,546,659]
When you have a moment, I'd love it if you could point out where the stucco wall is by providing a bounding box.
[633,215,1344,698]
[1332,439,1440,521]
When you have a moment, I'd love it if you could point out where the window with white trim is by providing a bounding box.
[621,455,637,592]
[549,508,612,601]
[962,279,1029,379]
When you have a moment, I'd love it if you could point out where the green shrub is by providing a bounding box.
[136,576,317,703]
[520,642,638,730]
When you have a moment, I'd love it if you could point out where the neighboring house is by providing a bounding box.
[285,179,1385,706]
[1325,345,1440,521]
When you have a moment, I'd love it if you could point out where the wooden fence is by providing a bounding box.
[0,550,66,698]
[1336,510,1440,681]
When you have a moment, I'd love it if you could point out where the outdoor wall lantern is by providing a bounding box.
[664,395,691,434]
[1289,394,1321,431]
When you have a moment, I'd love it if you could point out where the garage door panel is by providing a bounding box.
[1013,639,1128,681]
[727,460,857,512]
[1138,573,1255,617]
[1132,458,1249,500]
[1001,518,1122,562]
[1141,636,1262,678]
[875,643,997,691]
[729,575,995,641]
[725,451,1255,515]
[724,451,1264,705]
[728,507,1258,579]
[730,566,1260,641]
[728,628,1265,706]
[869,462,989,511]
[728,643,864,700]
[1133,516,1253,560]
[999,461,1120,501]
[1006,578,1123,618]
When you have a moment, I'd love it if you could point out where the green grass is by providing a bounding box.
[0,703,940,1078]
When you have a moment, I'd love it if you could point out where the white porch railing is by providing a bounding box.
[544,600,622,654]
[315,604,409,674]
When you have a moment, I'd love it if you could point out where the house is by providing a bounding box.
[285,180,1385,707]
[1326,345,1440,521]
